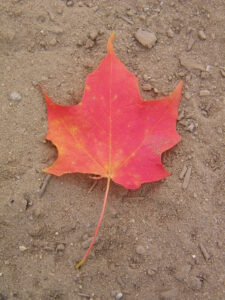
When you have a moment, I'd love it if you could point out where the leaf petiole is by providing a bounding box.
[75,176,111,269]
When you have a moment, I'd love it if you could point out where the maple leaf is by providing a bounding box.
[42,33,183,268]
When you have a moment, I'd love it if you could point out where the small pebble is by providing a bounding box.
[49,38,57,46]
[198,30,206,40]
[126,9,134,17]
[184,91,191,100]
[200,90,210,97]
[220,69,225,78]
[179,56,205,71]
[135,29,157,49]
[0,272,3,277]
[98,28,104,35]
[32,80,38,87]
[86,39,94,49]
[167,28,174,38]
[9,91,22,102]
[201,110,208,117]
[200,71,208,79]
[177,71,185,77]
[182,166,192,189]
[89,30,98,41]
[19,245,27,252]
[136,244,145,255]
[206,65,211,72]
[77,39,83,47]
[142,83,152,91]
[48,26,64,34]
[187,276,202,291]
[32,207,42,218]
[175,264,191,281]
[178,109,185,121]
[186,123,195,133]
[56,244,65,252]
[116,292,123,300]
[199,243,210,261]
[179,165,187,179]
[40,40,47,48]
[186,74,192,81]
[147,268,157,276]
[143,74,150,81]
[66,0,74,7]
[187,36,195,51]
[139,14,146,21]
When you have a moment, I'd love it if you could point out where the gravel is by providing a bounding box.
[179,165,187,180]
[86,39,94,49]
[199,243,210,261]
[184,91,191,100]
[142,83,152,91]
[9,91,22,102]
[115,292,123,300]
[175,264,191,281]
[19,245,27,252]
[198,30,206,40]
[199,90,210,97]
[187,36,195,51]
[186,123,195,133]
[66,0,74,7]
[167,28,174,38]
[187,276,202,291]
[49,38,57,46]
[135,29,157,49]
[147,268,157,276]
[89,30,98,41]
[56,244,65,252]
[182,166,192,189]
[179,55,205,71]
[220,68,225,77]
[136,244,146,255]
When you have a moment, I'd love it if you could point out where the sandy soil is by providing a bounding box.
[0,1,225,299]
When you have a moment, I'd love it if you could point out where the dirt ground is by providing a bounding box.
[0,1,225,299]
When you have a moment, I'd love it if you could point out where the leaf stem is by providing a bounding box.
[75,176,111,269]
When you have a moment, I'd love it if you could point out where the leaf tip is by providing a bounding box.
[40,85,55,107]
[107,32,115,54]
[175,80,184,95]
[170,80,184,103]
[178,80,184,90]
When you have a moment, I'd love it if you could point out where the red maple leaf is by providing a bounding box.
[42,33,183,268]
